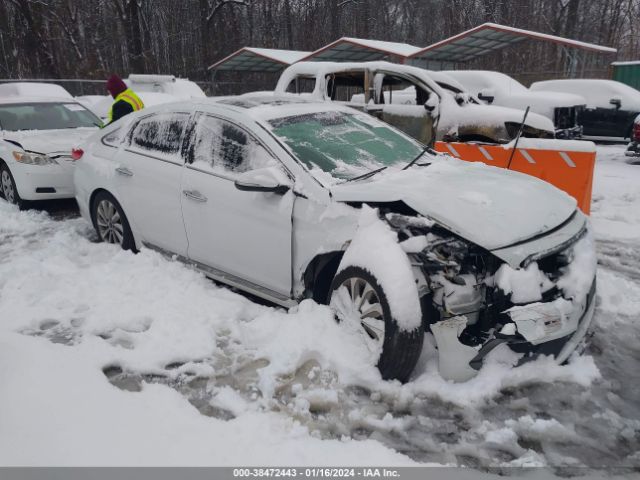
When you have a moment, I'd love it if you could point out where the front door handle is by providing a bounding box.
[115,167,133,177]
[182,189,207,202]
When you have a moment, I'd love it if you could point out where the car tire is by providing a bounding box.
[91,191,136,251]
[328,266,424,382]
[1,163,25,209]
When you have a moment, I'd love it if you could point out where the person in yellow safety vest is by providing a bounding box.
[105,74,144,124]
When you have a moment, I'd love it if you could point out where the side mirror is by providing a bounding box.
[610,97,622,109]
[424,95,438,112]
[454,92,469,105]
[234,166,291,195]
[478,89,495,104]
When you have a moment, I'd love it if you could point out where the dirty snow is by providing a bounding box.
[0,145,639,476]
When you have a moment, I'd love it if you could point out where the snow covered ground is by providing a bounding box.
[0,145,638,476]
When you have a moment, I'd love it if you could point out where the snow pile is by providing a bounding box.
[4,144,640,469]
[0,203,411,466]
[557,230,597,300]
[493,262,553,303]
[337,206,422,331]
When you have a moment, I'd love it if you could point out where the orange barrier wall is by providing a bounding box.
[434,141,596,215]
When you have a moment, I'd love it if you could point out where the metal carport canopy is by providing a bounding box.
[409,23,617,63]
[208,47,310,72]
[299,37,422,63]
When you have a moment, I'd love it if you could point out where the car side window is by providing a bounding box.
[130,112,190,156]
[188,114,276,175]
[325,71,366,102]
[376,73,431,106]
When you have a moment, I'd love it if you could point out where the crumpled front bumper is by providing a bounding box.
[431,278,597,382]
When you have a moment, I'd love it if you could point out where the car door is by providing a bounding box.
[180,113,293,298]
[367,71,437,145]
[114,111,191,256]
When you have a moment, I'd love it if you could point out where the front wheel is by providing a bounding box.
[328,266,424,382]
[1,163,24,209]
[91,191,136,251]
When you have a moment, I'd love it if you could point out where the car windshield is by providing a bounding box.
[0,102,101,131]
[269,111,423,180]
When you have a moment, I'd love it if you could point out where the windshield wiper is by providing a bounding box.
[343,165,388,183]
[402,145,434,171]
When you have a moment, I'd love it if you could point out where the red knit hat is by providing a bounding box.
[106,74,127,98]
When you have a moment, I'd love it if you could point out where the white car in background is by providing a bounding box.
[126,74,206,98]
[78,74,207,121]
[74,95,596,383]
[0,82,101,207]
[79,92,181,121]
[531,79,640,141]
[443,70,586,139]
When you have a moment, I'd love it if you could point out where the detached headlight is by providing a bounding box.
[12,151,58,165]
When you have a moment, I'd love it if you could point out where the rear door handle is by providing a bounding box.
[182,189,207,202]
[115,167,133,177]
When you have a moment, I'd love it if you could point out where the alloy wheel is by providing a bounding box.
[96,199,124,245]
[2,170,15,204]
[331,276,386,356]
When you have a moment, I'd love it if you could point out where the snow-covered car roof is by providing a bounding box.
[425,71,467,93]
[530,79,640,110]
[0,96,82,105]
[126,74,206,99]
[0,82,74,101]
[212,94,358,122]
[442,70,530,94]
[276,61,447,98]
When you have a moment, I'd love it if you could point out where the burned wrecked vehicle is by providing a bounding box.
[274,61,555,145]
[74,97,596,382]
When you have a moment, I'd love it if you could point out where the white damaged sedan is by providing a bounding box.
[74,96,596,382]
[0,83,102,207]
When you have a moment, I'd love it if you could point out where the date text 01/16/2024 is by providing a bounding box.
[232,468,400,478]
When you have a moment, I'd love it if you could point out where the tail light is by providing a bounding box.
[71,148,84,160]
[633,122,640,142]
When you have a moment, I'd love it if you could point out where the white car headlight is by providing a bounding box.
[12,151,58,165]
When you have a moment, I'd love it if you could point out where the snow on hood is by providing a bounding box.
[330,158,577,251]
[438,98,555,135]
[1,127,97,154]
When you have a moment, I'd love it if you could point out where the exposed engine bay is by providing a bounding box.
[383,210,596,381]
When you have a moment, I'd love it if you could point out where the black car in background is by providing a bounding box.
[531,79,640,141]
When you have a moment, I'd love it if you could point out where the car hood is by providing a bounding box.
[330,158,577,251]
[1,127,97,155]
[460,102,555,132]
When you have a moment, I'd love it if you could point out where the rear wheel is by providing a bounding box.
[328,266,424,382]
[91,191,135,251]
[1,163,24,209]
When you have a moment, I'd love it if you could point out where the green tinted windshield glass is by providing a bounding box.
[269,111,422,179]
